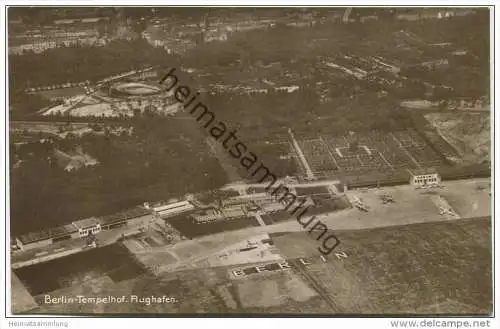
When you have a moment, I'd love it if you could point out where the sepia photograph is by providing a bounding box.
[3,4,495,322]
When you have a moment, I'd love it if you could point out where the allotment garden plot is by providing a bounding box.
[263,129,449,180]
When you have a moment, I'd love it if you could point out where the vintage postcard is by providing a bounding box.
[3,4,495,324]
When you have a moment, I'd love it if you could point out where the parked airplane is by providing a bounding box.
[352,196,369,212]
[380,194,395,204]
[355,203,369,212]
[439,206,457,217]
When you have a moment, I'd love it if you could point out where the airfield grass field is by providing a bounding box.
[438,179,491,218]
[11,272,38,313]
[276,217,491,314]
[24,214,491,315]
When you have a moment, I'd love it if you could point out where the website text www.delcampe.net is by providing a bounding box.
[159,68,341,256]
[390,319,491,329]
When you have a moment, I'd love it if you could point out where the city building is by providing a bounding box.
[9,27,106,55]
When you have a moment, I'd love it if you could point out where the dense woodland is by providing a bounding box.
[201,89,414,140]
[10,117,228,236]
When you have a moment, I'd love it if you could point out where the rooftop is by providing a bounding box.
[152,200,192,212]
[18,223,77,245]
[72,216,100,229]
[407,168,439,176]
[99,206,151,225]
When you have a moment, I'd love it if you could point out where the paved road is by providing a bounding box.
[222,179,341,191]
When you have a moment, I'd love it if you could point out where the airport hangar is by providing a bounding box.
[13,199,199,251]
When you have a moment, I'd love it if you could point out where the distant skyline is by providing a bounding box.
[8,7,486,26]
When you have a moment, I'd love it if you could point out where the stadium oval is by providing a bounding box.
[110,82,162,96]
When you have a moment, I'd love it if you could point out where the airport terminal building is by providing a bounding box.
[13,205,154,251]
[408,168,441,187]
